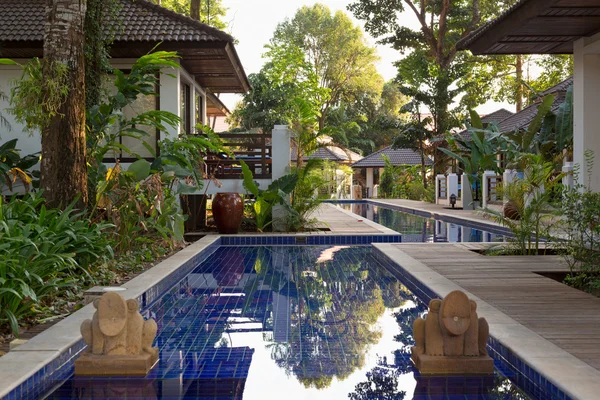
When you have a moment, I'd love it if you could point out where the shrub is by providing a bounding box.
[0,193,112,334]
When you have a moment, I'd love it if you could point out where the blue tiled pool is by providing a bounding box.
[45,245,536,399]
[338,202,507,242]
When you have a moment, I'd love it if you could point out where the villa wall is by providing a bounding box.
[574,33,600,192]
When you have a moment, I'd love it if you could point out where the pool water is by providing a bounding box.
[339,203,506,243]
[48,246,529,399]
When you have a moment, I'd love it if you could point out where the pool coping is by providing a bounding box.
[372,243,600,400]
[0,235,222,400]
[0,229,404,400]
[330,199,514,237]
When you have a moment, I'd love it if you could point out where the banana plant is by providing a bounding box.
[440,109,505,186]
[0,139,40,192]
[240,160,298,232]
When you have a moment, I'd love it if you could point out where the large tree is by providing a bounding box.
[42,0,88,209]
[160,0,227,30]
[270,4,381,130]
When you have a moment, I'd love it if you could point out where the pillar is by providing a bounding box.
[271,125,292,231]
[562,161,574,191]
[366,168,374,198]
[482,170,496,209]
[574,38,600,192]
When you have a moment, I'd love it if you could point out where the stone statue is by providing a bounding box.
[75,292,159,376]
[411,290,493,375]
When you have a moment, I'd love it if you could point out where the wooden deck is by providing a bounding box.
[393,243,600,371]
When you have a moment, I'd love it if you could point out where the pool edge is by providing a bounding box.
[372,242,600,400]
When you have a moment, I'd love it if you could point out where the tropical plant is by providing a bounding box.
[287,159,328,232]
[560,153,600,293]
[0,193,111,334]
[481,154,561,255]
[240,160,298,232]
[0,139,40,193]
[441,110,505,189]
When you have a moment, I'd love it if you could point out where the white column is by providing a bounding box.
[574,38,600,192]
[271,125,292,231]
[373,184,379,199]
[562,161,574,191]
[366,168,374,198]
[461,173,473,209]
[447,173,458,203]
[159,66,180,138]
[503,169,517,206]
[482,170,496,209]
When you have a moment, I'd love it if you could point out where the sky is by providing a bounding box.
[219,0,513,116]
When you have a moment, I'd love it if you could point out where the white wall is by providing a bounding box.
[574,35,600,192]
[0,60,41,157]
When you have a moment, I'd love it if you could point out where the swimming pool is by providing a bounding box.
[46,245,532,399]
[337,202,507,243]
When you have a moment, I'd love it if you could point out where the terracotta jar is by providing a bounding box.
[212,192,244,234]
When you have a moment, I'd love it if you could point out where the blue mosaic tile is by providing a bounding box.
[7,244,565,400]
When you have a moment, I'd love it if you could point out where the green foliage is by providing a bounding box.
[87,51,181,160]
[441,110,505,186]
[0,139,40,192]
[230,4,381,133]
[229,46,328,133]
[161,0,228,30]
[560,154,600,293]
[9,58,69,133]
[95,163,185,252]
[0,193,111,334]
[481,154,561,255]
[287,159,328,232]
[240,160,298,232]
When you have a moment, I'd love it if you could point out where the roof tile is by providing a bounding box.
[0,0,233,43]
[351,146,433,168]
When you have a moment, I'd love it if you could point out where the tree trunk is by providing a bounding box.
[42,0,88,209]
[421,148,427,189]
[515,55,523,112]
[190,0,201,20]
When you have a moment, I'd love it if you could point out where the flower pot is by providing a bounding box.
[212,192,244,234]
[503,201,521,220]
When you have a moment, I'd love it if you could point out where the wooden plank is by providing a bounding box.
[393,243,600,372]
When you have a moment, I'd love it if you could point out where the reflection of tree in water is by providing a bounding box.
[349,285,533,400]
[260,246,400,389]
[348,366,406,400]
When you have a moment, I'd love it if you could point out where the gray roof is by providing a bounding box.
[351,146,433,168]
[481,108,514,125]
[497,93,566,133]
[0,0,234,43]
[292,146,363,163]
[539,77,573,97]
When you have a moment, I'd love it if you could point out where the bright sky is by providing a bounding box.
[219,0,512,116]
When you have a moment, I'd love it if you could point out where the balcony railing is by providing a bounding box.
[205,133,272,179]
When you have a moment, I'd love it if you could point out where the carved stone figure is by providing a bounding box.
[411,290,493,375]
[75,292,159,376]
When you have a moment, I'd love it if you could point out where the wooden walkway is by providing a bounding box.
[394,243,600,371]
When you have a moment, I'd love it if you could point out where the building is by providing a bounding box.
[0,0,248,160]
[457,0,600,191]
[351,146,433,198]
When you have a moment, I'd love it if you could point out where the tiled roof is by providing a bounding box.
[497,92,566,134]
[455,108,514,140]
[538,77,573,97]
[481,108,514,125]
[351,146,433,168]
[0,0,234,43]
[292,146,363,163]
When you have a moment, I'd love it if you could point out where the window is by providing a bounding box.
[195,90,204,128]
[180,83,191,134]
[103,72,158,161]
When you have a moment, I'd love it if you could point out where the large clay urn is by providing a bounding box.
[212,192,244,234]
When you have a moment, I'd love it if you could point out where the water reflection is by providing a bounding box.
[342,203,504,243]
[49,246,531,400]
